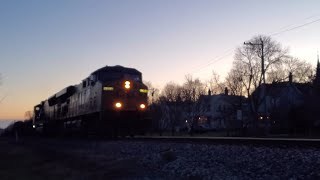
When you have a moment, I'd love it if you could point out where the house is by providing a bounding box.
[197,88,248,130]
[253,56,320,134]
[253,72,313,132]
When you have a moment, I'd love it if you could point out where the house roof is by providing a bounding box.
[263,82,312,98]
[199,94,246,105]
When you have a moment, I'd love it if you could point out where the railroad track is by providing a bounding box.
[5,133,320,148]
[131,135,320,148]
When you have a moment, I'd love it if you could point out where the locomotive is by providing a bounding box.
[32,65,149,136]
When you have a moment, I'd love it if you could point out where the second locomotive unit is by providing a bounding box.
[33,65,149,136]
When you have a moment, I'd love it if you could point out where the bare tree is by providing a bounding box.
[235,35,288,96]
[143,81,160,104]
[266,57,314,83]
[180,75,207,134]
[162,82,182,102]
[156,76,207,135]
[181,74,206,102]
[206,71,225,94]
[156,82,184,135]
[233,35,289,123]
[24,111,33,121]
[225,68,245,96]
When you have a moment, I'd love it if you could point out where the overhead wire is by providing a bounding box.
[188,14,320,76]
[190,48,234,75]
[269,16,320,37]
[0,94,8,104]
[266,14,319,36]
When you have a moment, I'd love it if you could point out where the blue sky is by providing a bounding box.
[0,0,320,120]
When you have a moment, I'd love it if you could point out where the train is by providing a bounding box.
[32,65,149,136]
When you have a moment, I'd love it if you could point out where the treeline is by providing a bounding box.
[148,35,314,103]
[145,35,316,135]
[1,120,34,137]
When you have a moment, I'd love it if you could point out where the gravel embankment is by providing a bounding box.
[2,138,320,179]
[43,139,320,179]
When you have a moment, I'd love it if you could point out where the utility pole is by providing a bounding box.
[244,38,265,84]
[244,38,268,133]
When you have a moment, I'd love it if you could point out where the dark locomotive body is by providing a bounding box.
[33,65,149,136]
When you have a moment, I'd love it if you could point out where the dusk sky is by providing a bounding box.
[1,0,320,120]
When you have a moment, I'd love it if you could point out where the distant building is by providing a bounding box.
[254,77,312,131]
[197,88,248,130]
[253,55,320,133]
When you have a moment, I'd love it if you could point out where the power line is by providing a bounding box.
[0,94,8,104]
[266,14,319,35]
[269,17,320,36]
[188,14,320,77]
[190,48,234,75]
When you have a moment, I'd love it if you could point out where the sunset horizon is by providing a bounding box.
[1,0,320,120]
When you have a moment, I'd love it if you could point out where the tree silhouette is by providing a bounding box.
[266,57,314,83]
[232,35,289,129]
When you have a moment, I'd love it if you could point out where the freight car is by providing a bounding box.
[32,65,149,136]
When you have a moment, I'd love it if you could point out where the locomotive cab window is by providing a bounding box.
[90,75,96,86]
[99,72,122,81]
[124,74,141,82]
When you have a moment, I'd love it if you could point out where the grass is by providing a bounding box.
[0,138,99,180]
[0,141,51,180]
[0,137,167,180]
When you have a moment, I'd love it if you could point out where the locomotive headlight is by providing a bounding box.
[140,103,146,109]
[124,81,131,89]
[32,125,36,128]
[115,102,122,108]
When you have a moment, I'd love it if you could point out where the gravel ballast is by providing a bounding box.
[45,139,320,179]
[2,138,320,179]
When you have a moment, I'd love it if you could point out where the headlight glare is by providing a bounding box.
[124,81,131,89]
[115,102,122,108]
[140,104,146,109]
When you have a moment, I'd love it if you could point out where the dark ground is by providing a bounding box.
[3,135,320,179]
[0,137,169,180]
